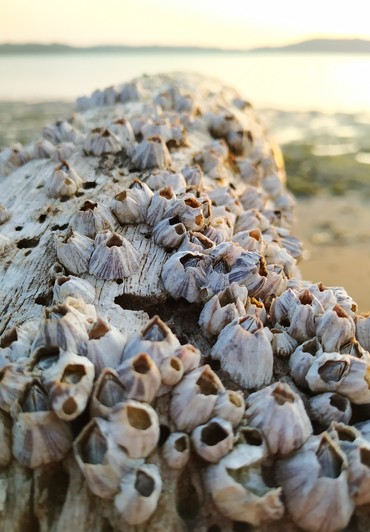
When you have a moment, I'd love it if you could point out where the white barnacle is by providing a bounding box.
[89,368,127,419]
[191,417,234,462]
[46,160,82,199]
[56,228,94,275]
[162,432,190,470]
[162,251,212,303]
[316,305,355,352]
[276,433,354,532]
[114,463,162,525]
[308,393,352,429]
[152,217,187,249]
[42,351,95,421]
[245,381,312,455]
[170,365,224,432]
[84,127,122,156]
[11,380,73,468]
[53,275,95,304]
[211,316,273,389]
[123,315,180,367]
[130,136,171,170]
[86,317,127,375]
[117,352,161,403]
[108,399,160,458]
[71,200,116,239]
[305,352,370,404]
[111,179,153,225]
[205,443,284,525]
[89,231,140,280]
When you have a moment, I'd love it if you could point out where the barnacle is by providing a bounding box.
[3,73,370,532]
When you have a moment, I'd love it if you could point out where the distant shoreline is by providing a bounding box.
[2,38,370,55]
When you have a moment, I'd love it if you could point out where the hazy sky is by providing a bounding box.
[2,0,370,48]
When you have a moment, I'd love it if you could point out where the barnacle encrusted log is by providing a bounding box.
[1,73,370,532]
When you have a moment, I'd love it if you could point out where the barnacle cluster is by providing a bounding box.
[1,74,370,530]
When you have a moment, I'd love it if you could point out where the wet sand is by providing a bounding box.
[294,193,370,312]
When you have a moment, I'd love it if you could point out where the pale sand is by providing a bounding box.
[294,193,370,312]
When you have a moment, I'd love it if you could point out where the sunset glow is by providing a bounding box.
[2,0,370,49]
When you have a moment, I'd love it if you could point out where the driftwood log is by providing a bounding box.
[1,73,370,532]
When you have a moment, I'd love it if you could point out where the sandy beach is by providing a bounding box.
[294,193,370,313]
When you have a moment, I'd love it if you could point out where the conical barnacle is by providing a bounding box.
[83,127,122,156]
[0,363,33,412]
[31,303,89,355]
[245,297,267,323]
[287,289,324,343]
[11,380,73,468]
[232,228,265,253]
[238,184,267,211]
[71,200,116,239]
[182,165,204,187]
[316,305,355,352]
[355,312,370,351]
[123,315,180,367]
[141,117,185,147]
[42,352,95,420]
[53,275,96,304]
[208,186,244,217]
[305,352,370,404]
[108,399,159,458]
[164,196,205,232]
[174,344,201,373]
[205,443,284,525]
[191,417,234,463]
[144,186,175,226]
[42,119,82,144]
[0,321,36,365]
[213,390,245,427]
[89,368,127,418]
[145,170,186,193]
[170,365,224,432]
[152,216,186,249]
[208,112,249,155]
[203,217,233,245]
[276,433,354,532]
[340,336,368,359]
[63,297,98,333]
[158,356,184,387]
[116,353,161,403]
[199,283,248,338]
[289,337,323,388]
[269,288,300,326]
[162,431,190,470]
[56,228,94,275]
[0,143,30,176]
[195,139,228,178]
[278,230,304,261]
[111,180,153,225]
[330,423,370,506]
[89,231,140,280]
[46,160,82,199]
[245,381,312,455]
[119,80,143,102]
[179,231,215,254]
[332,286,358,316]
[228,251,268,298]
[211,316,273,389]
[52,142,75,161]
[33,138,56,159]
[162,251,212,303]
[270,328,298,357]
[109,117,135,146]
[308,393,352,429]
[74,417,142,500]
[90,86,118,106]
[264,242,297,277]
[114,463,162,525]
[234,208,270,234]
[86,317,126,375]
[130,136,171,170]
[0,204,10,225]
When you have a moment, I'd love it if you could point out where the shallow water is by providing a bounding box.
[2,51,370,112]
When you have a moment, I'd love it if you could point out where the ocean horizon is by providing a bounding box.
[1,51,370,113]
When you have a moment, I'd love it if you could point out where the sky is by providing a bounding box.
[2,0,370,49]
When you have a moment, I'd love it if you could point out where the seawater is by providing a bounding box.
[1,52,370,112]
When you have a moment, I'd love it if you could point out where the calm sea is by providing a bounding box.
[1,52,370,112]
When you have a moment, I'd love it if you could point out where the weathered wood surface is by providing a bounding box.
[0,73,368,532]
